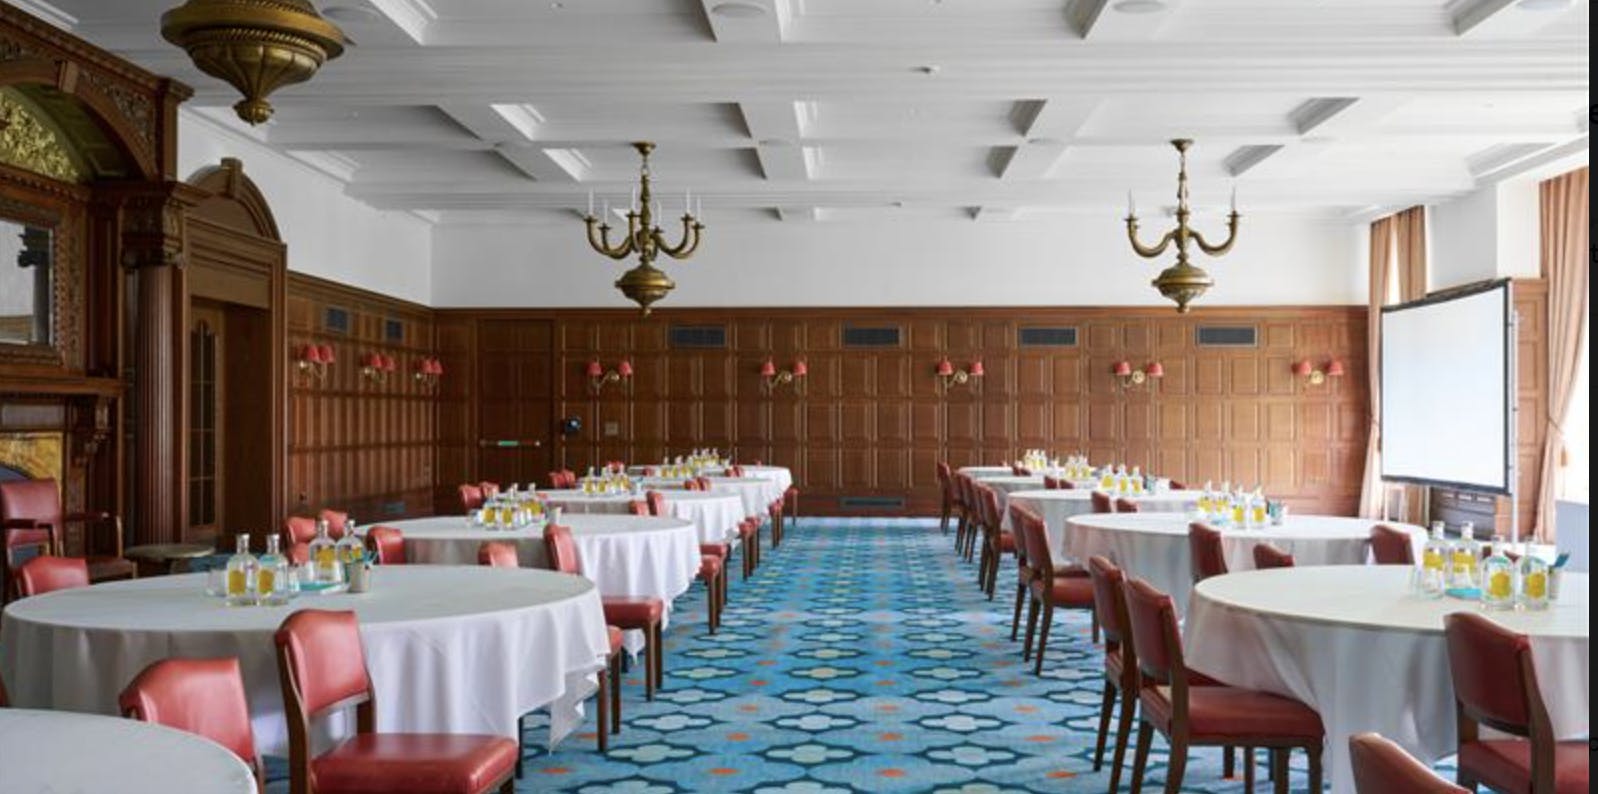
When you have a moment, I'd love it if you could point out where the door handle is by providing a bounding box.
[478,439,543,449]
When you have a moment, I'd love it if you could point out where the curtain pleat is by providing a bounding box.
[1534,167,1588,543]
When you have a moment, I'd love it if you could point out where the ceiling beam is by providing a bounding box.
[437,101,586,182]
[740,101,814,184]
[1452,0,1571,38]
[368,0,437,45]
[1070,0,1185,40]
[698,0,793,43]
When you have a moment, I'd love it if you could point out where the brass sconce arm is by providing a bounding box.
[1192,211,1242,256]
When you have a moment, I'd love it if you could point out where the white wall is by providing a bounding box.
[177,111,433,305]
[431,212,1361,308]
[1430,185,1501,289]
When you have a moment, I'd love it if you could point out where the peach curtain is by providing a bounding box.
[1533,167,1588,543]
[1358,217,1397,519]
[1393,206,1427,303]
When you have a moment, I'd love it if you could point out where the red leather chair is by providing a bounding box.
[1012,465,1031,476]
[478,482,500,499]
[1349,733,1468,794]
[1121,577,1324,794]
[1042,475,1076,490]
[459,484,485,512]
[1370,524,1416,565]
[937,462,956,535]
[365,527,406,565]
[1087,555,1139,792]
[627,500,650,516]
[1008,503,1038,642]
[1253,542,1295,570]
[287,543,310,566]
[1091,490,1115,514]
[477,541,518,568]
[736,517,760,579]
[1169,481,1189,491]
[975,484,1013,599]
[119,657,263,791]
[768,497,785,549]
[273,610,517,794]
[698,552,725,633]
[1189,522,1228,582]
[317,509,349,538]
[15,555,90,598]
[548,470,574,489]
[544,524,668,701]
[0,667,8,707]
[283,516,318,548]
[1019,509,1096,675]
[1445,611,1588,794]
[726,465,745,478]
[954,473,979,560]
[1,478,133,595]
[783,484,800,531]
[683,479,705,491]
[1115,497,1141,513]
[645,490,669,518]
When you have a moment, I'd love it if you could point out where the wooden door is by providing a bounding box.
[187,303,225,543]
[477,319,554,488]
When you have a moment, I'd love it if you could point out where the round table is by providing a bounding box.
[1065,512,1425,614]
[538,489,743,544]
[123,542,217,573]
[737,465,794,499]
[380,514,701,653]
[642,476,774,517]
[1008,489,1200,554]
[969,475,1043,529]
[958,465,1016,478]
[0,566,610,755]
[1186,566,1590,794]
[0,708,258,793]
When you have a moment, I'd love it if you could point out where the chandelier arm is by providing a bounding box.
[1126,221,1176,259]
[1191,213,1241,256]
[587,218,634,259]
[655,217,701,259]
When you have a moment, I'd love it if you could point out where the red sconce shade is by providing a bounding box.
[1325,359,1346,378]
[617,359,634,378]
[317,344,335,364]
[585,360,605,378]
[1292,359,1314,377]
[760,358,777,378]
[1143,361,1164,378]
[792,359,808,377]
[1112,360,1133,377]
[936,358,955,377]
[968,360,985,377]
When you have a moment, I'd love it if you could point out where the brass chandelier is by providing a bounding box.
[161,0,347,125]
[583,142,705,314]
[1125,139,1240,312]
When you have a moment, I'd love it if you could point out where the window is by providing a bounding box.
[1558,307,1588,504]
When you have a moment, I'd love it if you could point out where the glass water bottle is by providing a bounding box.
[309,519,341,584]
[1518,552,1550,611]
[1480,538,1515,610]
[1451,522,1481,589]
[224,534,259,607]
[336,520,365,568]
[256,534,290,606]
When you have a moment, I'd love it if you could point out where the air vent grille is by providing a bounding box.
[840,496,907,509]
[1195,325,1258,347]
[1019,327,1078,347]
[323,307,350,335]
[842,325,902,347]
[383,318,404,342]
[668,325,728,349]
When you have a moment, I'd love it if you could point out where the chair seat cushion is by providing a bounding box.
[1140,686,1324,742]
[601,597,664,627]
[738,522,757,539]
[699,554,723,579]
[86,556,137,581]
[312,733,518,793]
[700,543,730,560]
[606,625,624,654]
[1460,739,1589,794]
[996,532,1015,553]
[1033,576,1095,607]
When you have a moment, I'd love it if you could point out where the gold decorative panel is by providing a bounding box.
[0,90,85,183]
[0,431,63,480]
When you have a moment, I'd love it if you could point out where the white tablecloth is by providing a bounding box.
[0,566,610,757]
[1065,512,1426,614]
[971,475,1044,529]
[538,490,743,544]
[1008,489,1199,554]
[738,465,794,500]
[0,708,257,793]
[380,514,701,654]
[957,465,1015,478]
[639,476,774,518]
[1186,567,1590,794]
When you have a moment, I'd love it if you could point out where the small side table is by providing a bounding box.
[123,543,216,575]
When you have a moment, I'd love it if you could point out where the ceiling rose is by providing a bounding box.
[161,0,348,125]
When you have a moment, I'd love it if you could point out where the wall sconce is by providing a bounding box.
[760,357,808,394]
[295,343,334,380]
[414,356,444,387]
[360,352,397,382]
[936,357,984,391]
[587,359,633,396]
[1113,360,1164,391]
[1291,358,1345,387]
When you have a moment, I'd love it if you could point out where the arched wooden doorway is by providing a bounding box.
[182,158,288,545]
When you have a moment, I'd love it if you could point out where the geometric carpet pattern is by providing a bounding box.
[509,518,1320,793]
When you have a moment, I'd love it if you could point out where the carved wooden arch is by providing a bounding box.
[186,157,283,242]
[0,61,159,182]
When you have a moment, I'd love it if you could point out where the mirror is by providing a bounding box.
[0,217,52,347]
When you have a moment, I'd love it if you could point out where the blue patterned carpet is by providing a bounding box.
[499,517,1324,794]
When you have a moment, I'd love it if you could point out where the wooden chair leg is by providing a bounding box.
[1033,603,1054,676]
[1109,682,1137,793]
[1270,749,1288,794]
[1009,579,1027,641]
[610,652,622,734]
[515,713,524,778]
[1307,743,1323,792]
[652,621,665,690]
[1224,746,1236,778]
[1092,679,1116,771]
[1244,747,1256,791]
[1021,594,1041,661]
[596,667,610,753]
[1129,720,1154,794]
[643,630,657,702]
[1164,732,1189,794]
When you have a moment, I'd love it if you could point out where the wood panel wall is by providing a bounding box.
[435,306,1370,516]
[286,274,437,523]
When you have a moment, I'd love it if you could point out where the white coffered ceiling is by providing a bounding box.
[31,0,1592,226]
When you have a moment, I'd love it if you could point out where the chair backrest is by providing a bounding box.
[1252,542,1295,570]
[274,609,373,722]
[1444,611,1545,739]
[1114,497,1140,513]
[1121,577,1184,686]
[286,542,309,566]
[543,524,581,575]
[628,500,650,516]
[282,516,318,545]
[16,555,88,597]
[645,490,667,517]
[1007,504,1032,566]
[1168,481,1188,491]
[1019,509,1054,579]
[478,481,500,498]
[1090,491,1114,514]
[120,657,260,773]
[727,465,745,477]
[695,476,714,491]
[1087,555,1128,646]
[1349,733,1469,794]
[1012,465,1030,476]
[477,541,518,568]
[548,470,570,489]
[1369,524,1415,565]
[458,483,485,511]
[316,509,348,539]
[0,479,62,534]
[365,526,406,565]
[978,485,1002,532]
[935,461,954,505]
[684,479,704,491]
[1188,522,1228,582]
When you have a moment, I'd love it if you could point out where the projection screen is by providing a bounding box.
[1380,279,1513,495]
